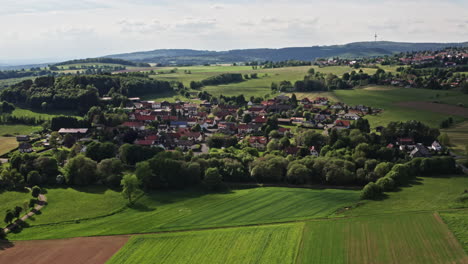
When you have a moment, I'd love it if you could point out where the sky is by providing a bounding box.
[1,0,467,64]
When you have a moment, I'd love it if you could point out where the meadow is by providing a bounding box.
[340,176,468,217]
[440,211,468,253]
[0,190,31,215]
[0,124,42,136]
[297,212,467,264]
[334,87,468,128]
[10,107,80,120]
[442,121,468,155]
[9,187,359,240]
[107,223,302,264]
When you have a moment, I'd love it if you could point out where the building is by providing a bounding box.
[16,135,30,142]
[410,144,432,158]
[19,142,33,153]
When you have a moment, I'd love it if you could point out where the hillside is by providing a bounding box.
[104,41,468,65]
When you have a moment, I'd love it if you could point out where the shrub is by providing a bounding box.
[31,186,41,198]
[376,177,395,191]
[360,182,382,200]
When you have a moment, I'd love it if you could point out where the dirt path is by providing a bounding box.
[0,236,129,264]
[3,192,47,234]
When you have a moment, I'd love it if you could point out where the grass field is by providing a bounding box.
[340,176,468,217]
[0,124,41,136]
[442,121,468,156]
[0,190,31,221]
[0,136,18,156]
[297,212,467,264]
[107,223,302,264]
[9,187,359,240]
[440,211,468,253]
[334,87,468,127]
[27,187,125,226]
[10,107,80,120]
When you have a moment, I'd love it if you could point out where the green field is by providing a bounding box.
[440,211,468,253]
[9,187,359,240]
[10,107,80,120]
[0,136,18,156]
[297,213,467,264]
[334,87,468,127]
[0,124,41,136]
[107,223,302,264]
[27,187,125,226]
[0,190,30,220]
[443,121,468,156]
[340,176,468,217]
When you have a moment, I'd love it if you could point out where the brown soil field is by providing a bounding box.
[0,236,129,264]
[396,101,468,118]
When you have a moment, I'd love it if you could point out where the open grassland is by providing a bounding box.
[334,87,468,127]
[440,210,468,253]
[0,137,18,156]
[11,107,80,120]
[107,224,302,264]
[297,212,468,264]
[340,176,468,217]
[287,91,340,102]
[9,187,359,240]
[442,121,468,156]
[0,124,41,136]
[0,191,30,218]
[26,187,126,226]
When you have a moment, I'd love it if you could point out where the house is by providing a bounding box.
[334,120,351,129]
[310,146,319,157]
[410,144,432,158]
[134,139,154,147]
[122,122,145,131]
[431,141,443,151]
[16,135,30,142]
[170,121,188,128]
[343,113,360,120]
[248,136,268,150]
[58,128,89,138]
[398,138,415,146]
[284,146,299,155]
[253,116,268,124]
[278,127,290,136]
[19,142,33,153]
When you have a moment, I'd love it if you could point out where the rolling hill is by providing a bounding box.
[104,41,468,65]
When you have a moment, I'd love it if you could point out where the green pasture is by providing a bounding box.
[297,212,467,264]
[0,136,18,156]
[9,187,359,240]
[107,223,302,264]
[442,121,468,156]
[440,211,468,253]
[0,124,41,136]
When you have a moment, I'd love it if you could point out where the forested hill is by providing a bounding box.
[52,58,151,67]
[104,41,468,65]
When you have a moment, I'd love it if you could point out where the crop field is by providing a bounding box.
[297,212,467,264]
[0,124,41,136]
[442,121,468,155]
[334,87,468,127]
[107,223,302,264]
[440,211,468,253]
[0,136,18,156]
[9,187,359,240]
[340,176,468,217]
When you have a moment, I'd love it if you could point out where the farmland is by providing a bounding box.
[9,187,359,240]
[0,125,41,136]
[107,224,302,264]
[0,137,18,156]
[297,213,467,264]
[442,121,468,155]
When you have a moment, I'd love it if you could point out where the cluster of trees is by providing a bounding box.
[0,69,54,80]
[381,120,440,145]
[273,68,352,92]
[361,156,459,199]
[0,75,173,113]
[52,58,151,67]
[245,60,312,68]
[0,101,15,114]
[190,73,243,89]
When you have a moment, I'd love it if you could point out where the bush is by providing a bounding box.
[31,186,41,198]
[376,177,395,191]
[360,182,382,200]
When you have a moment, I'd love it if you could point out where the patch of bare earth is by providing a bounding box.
[0,236,129,264]
[395,101,468,118]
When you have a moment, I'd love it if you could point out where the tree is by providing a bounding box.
[135,161,153,188]
[121,174,141,204]
[376,177,395,191]
[64,155,97,185]
[286,164,310,184]
[97,158,124,187]
[360,182,382,199]
[204,168,223,191]
[4,210,14,225]
[438,133,450,146]
[13,206,22,219]
[27,171,42,186]
[62,134,76,148]
[242,114,252,123]
[374,162,393,179]
[0,166,24,190]
[31,186,41,198]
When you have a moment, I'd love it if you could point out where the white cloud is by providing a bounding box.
[0,0,467,62]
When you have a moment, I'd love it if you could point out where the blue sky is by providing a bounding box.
[0,0,467,64]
